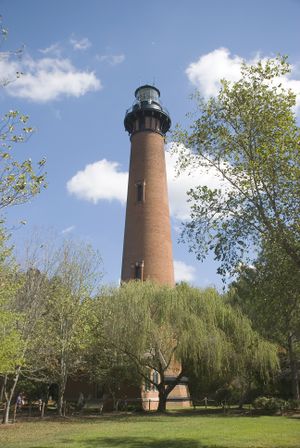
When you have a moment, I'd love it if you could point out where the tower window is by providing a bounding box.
[135,263,142,280]
[136,181,145,203]
[153,370,159,390]
[133,261,144,280]
[144,371,151,391]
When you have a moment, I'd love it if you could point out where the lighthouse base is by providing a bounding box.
[141,358,191,411]
[142,382,191,411]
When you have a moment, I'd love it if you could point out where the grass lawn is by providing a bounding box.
[0,412,299,448]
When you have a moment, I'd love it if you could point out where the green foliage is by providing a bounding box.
[15,377,49,401]
[229,243,300,347]
[173,56,300,277]
[178,283,278,380]
[98,282,278,396]
[253,396,287,410]
[39,277,93,379]
[228,240,300,399]
[0,235,103,420]
[287,399,300,410]
[0,111,46,209]
[0,298,23,375]
[0,229,24,376]
[25,239,104,414]
[85,334,140,397]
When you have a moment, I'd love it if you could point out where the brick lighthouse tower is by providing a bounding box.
[121,85,190,410]
[121,85,174,284]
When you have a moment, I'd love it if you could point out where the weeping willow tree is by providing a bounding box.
[97,281,278,412]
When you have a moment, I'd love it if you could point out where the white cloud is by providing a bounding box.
[39,42,62,57]
[61,225,75,234]
[70,37,91,51]
[186,48,248,97]
[1,54,101,102]
[96,54,125,66]
[166,146,229,220]
[66,147,228,221]
[66,159,128,204]
[186,48,300,110]
[174,260,196,283]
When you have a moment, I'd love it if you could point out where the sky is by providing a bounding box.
[1,0,300,288]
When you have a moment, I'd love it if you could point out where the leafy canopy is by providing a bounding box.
[98,281,278,384]
[173,56,300,277]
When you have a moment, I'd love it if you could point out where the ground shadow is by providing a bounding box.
[160,410,282,419]
[25,438,206,448]
[79,437,207,448]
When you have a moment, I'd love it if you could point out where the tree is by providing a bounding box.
[2,268,50,423]
[0,20,47,422]
[36,240,103,416]
[41,278,91,416]
[228,240,300,399]
[85,340,140,410]
[97,281,278,412]
[1,237,103,422]
[1,266,48,424]
[173,56,300,278]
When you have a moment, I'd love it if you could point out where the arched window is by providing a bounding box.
[136,181,145,203]
[133,261,144,281]
[153,370,159,390]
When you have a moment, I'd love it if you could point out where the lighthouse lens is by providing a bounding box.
[136,87,159,103]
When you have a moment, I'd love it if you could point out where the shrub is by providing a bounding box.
[253,396,287,410]
[287,399,300,410]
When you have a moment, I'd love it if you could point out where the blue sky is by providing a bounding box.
[1,0,300,287]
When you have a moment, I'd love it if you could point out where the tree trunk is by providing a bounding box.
[2,401,10,425]
[40,384,49,418]
[41,401,46,418]
[156,371,182,413]
[238,377,251,410]
[57,356,68,416]
[288,333,300,400]
[57,381,66,416]
[2,366,21,424]
[157,385,167,413]
[0,375,7,402]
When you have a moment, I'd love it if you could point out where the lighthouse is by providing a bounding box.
[121,85,190,410]
[121,85,174,285]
